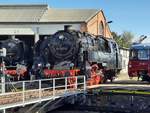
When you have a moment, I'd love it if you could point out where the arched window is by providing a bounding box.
[99,21,104,36]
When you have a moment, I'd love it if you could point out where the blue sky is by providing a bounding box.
[0,0,150,41]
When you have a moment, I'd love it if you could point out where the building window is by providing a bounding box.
[99,21,104,36]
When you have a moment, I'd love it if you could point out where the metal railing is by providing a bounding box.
[0,76,86,110]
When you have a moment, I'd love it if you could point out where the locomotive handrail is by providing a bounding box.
[0,75,86,110]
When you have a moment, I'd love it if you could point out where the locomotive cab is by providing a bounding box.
[128,43,150,81]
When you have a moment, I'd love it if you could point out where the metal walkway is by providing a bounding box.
[0,76,86,110]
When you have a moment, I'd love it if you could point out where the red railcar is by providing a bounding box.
[128,43,150,81]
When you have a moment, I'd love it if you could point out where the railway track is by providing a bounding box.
[51,74,150,113]
[88,79,150,87]
[87,78,150,96]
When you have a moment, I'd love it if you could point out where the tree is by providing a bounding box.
[112,31,134,48]
[121,31,134,48]
[111,32,122,47]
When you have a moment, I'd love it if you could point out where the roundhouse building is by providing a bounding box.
[0,4,112,47]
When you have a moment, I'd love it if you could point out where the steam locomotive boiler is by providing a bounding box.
[0,37,32,80]
[32,27,122,85]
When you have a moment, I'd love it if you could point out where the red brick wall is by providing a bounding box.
[80,11,112,38]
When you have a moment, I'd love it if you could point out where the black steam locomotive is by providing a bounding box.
[0,27,122,84]
[31,27,122,85]
[0,37,32,80]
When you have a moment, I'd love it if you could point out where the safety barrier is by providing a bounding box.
[0,76,86,110]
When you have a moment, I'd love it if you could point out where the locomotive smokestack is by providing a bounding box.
[9,35,16,39]
[10,35,18,41]
[64,25,72,31]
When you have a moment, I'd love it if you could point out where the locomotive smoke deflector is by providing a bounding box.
[0,48,6,57]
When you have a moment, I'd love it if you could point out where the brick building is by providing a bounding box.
[0,4,112,46]
[41,8,112,37]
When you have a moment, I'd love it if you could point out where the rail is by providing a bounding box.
[0,76,86,110]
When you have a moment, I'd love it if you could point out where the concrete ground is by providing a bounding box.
[114,71,149,84]
[116,71,139,80]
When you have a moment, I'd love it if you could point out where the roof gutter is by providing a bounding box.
[0,21,85,24]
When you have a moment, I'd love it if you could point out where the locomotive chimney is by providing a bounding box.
[10,35,16,39]
[64,25,72,31]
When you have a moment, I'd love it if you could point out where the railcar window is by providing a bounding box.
[130,49,149,60]
[138,49,149,60]
[130,50,138,60]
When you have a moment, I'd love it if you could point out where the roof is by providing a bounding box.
[0,28,34,35]
[0,5,101,23]
[40,9,100,22]
[131,43,150,50]
[0,4,47,22]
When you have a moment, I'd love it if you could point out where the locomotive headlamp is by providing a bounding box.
[70,63,74,67]
[59,35,65,40]
[38,63,42,67]
[102,62,107,67]
[128,64,132,68]
[46,63,50,67]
